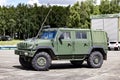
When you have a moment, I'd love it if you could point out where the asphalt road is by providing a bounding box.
[0,50,120,80]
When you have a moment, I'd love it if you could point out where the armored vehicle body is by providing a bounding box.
[15,28,108,71]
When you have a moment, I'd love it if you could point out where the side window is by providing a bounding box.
[76,31,87,39]
[76,32,82,39]
[82,32,87,39]
[60,32,71,39]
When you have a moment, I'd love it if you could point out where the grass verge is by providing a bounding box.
[0,40,23,45]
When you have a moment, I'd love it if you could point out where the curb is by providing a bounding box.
[0,45,17,50]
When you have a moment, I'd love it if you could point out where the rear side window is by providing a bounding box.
[76,31,87,39]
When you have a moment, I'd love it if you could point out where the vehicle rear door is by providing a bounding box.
[74,30,91,54]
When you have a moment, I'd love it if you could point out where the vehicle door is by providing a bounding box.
[57,31,73,55]
[74,30,91,54]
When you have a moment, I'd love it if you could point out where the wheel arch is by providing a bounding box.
[34,46,56,60]
[89,47,107,60]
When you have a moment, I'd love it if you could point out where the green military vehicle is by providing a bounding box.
[15,28,108,71]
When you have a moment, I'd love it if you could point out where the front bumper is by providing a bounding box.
[15,49,36,57]
[108,46,119,50]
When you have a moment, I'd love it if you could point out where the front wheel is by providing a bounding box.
[32,52,51,71]
[87,51,103,68]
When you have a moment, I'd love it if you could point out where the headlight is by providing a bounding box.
[24,52,28,56]
[28,45,34,49]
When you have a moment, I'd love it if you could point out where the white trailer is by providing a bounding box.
[91,14,120,50]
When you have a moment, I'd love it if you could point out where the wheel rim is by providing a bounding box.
[93,56,100,64]
[37,57,47,66]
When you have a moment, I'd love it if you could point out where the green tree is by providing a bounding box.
[67,2,81,28]
[1,0,120,39]
[80,1,91,28]
[99,0,111,14]
[109,0,120,13]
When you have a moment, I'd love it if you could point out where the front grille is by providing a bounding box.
[17,43,28,50]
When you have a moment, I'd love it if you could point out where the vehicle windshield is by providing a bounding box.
[40,30,57,39]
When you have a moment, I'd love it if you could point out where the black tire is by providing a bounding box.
[114,47,118,51]
[87,51,103,68]
[32,52,51,71]
[19,56,32,69]
[70,60,83,66]
[108,47,111,51]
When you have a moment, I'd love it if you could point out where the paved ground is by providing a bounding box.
[0,50,120,80]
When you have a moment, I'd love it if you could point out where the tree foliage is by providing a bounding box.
[67,2,81,28]
[0,0,120,39]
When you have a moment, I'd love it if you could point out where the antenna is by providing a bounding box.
[35,8,52,38]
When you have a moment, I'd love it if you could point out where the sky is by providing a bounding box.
[0,0,100,6]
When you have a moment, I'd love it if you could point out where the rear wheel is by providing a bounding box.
[108,47,111,51]
[87,51,103,68]
[19,56,32,69]
[32,52,51,71]
[70,60,83,66]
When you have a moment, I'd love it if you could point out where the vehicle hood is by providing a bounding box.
[17,39,51,50]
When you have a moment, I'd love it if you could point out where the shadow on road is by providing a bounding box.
[13,63,90,71]
[50,63,90,70]
[13,66,34,71]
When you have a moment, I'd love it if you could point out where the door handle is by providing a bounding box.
[68,43,72,47]
[84,43,88,46]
